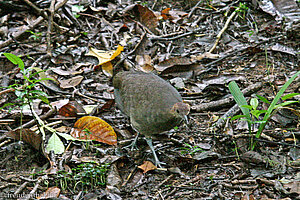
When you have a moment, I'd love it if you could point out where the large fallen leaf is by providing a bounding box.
[6,128,42,150]
[86,45,123,76]
[71,116,117,145]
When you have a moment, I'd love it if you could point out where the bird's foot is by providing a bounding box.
[154,160,166,168]
[123,133,140,151]
[145,137,166,168]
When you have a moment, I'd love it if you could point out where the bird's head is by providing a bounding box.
[171,102,190,124]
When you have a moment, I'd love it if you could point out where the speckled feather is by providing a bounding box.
[113,71,187,137]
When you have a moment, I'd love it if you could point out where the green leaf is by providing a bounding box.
[231,115,246,120]
[36,95,49,104]
[1,102,16,109]
[253,71,300,149]
[3,53,25,71]
[256,94,270,104]
[29,90,48,96]
[250,98,259,110]
[45,133,65,154]
[35,78,55,83]
[241,105,253,110]
[273,101,299,109]
[281,93,300,101]
[228,81,251,130]
[251,110,261,119]
[257,110,267,114]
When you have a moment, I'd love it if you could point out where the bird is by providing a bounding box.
[113,70,190,167]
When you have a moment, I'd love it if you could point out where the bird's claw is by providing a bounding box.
[155,160,166,168]
[123,133,140,150]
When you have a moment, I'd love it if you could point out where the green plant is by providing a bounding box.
[1,53,53,148]
[229,71,300,150]
[2,53,50,109]
[140,1,148,6]
[71,5,84,18]
[232,141,240,160]
[235,2,249,19]
[231,97,267,128]
[26,30,42,40]
[56,171,73,191]
[72,162,110,191]
[55,163,110,192]
[83,128,92,149]
[180,143,203,155]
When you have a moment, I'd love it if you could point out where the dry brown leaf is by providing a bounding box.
[71,116,117,145]
[98,99,115,113]
[155,57,192,72]
[50,68,82,76]
[6,128,42,150]
[124,4,158,34]
[161,8,171,20]
[138,161,157,173]
[135,55,154,72]
[161,8,188,23]
[37,186,60,199]
[191,52,219,62]
[59,101,86,117]
[50,99,69,110]
[59,76,84,89]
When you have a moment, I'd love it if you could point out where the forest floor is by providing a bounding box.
[0,0,299,199]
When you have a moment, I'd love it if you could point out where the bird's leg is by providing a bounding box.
[123,132,140,150]
[145,137,165,168]
[130,132,139,151]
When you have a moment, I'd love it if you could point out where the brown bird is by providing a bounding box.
[113,71,190,167]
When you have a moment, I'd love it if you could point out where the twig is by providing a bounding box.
[191,82,263,112]
[22,0,60,31]
[0,0,68,49]
[214,103,240,129]
[188,0,202,18]
[46,0,56,56]
[204,35,284,68]
[23,175,48,200]
[150,27,206,41]
[22,0,48,19]
[12,108,56,131]
[0,16,44,49]
[209,8,237,53]
[156,174,174,189]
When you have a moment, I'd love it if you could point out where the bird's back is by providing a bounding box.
[113,71,183,135]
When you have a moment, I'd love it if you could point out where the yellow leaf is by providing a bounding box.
[86,45,123,76]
